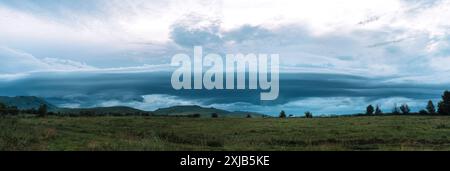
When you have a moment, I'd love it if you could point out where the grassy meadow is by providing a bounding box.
[2,115,450,151]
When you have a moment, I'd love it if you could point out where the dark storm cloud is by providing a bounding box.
[0,71,446,109]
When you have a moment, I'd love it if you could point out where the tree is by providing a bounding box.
[392,103,400,115]
[438,90,450,115]
[305,111,313,118]
[211,113,219,118]
[400,104,410,115]
[279,110,286,118]
[366,105,374,115]
[38,104,48,117]
[426,100,436,114]
[375,105,383,115]
[246,114,252,118]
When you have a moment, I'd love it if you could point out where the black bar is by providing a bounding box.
[0,151,448,169]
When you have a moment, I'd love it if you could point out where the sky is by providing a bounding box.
[1,0,450,115]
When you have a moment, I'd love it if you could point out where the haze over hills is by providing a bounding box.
[54,106,149,116]
[153,105,229,116]
[153,105,267,118]
[0,96,268,117]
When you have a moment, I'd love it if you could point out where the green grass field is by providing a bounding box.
[2,115,450,151]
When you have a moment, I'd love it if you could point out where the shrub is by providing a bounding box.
[419,110,428,115]
[189,114,201,118]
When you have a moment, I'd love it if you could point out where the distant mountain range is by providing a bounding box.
[0,96,57,110]
[0,96,268,118]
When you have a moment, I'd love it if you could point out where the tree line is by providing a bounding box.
[278,90,450,118]
[365,90,450,115]
[279,110,314,118]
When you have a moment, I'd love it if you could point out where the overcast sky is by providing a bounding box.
[1,0,450,115]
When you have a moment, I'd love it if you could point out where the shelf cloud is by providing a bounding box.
[1,0,450,114]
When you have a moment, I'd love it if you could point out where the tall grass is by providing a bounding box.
[1,115,450,151]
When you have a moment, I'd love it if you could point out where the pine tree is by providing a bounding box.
[426,100,436,114]
[438,90,450,115]
[375,105,383,115]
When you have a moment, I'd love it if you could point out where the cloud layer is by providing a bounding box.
[1,0,450,77]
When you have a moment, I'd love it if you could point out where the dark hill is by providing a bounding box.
[153,105,229,117]
[153,105,267,118]
[0,96,57,110]
[55,106,149,116]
